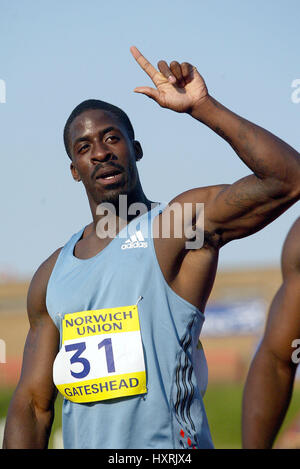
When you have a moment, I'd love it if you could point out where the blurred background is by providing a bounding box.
[0,0,299,449]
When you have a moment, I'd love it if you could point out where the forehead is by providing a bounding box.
[69,109,125,142]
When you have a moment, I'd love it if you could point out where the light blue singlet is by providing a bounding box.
[46,203,214,449]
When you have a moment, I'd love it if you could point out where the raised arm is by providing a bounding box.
[242,218,300,448]
[130,46,300,246]
[2,249,61,449]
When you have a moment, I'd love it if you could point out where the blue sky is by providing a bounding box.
[0,0,299,278]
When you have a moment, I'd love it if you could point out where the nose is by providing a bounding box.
[91,141,113,163]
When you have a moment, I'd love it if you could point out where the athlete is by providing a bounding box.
[242,218,300,448]
[3,46,300,449]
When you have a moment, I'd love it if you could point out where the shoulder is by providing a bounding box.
[169,184,230,233]
[29,248,62,292]
[169,184,229,206]
[161,184,229,234]
[27,248,62,325]
[282,217,300,277]
[161,185,229,249]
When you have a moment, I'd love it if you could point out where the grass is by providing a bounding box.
[1,382,300,449]
[203,381,300,448]
[203,382,244,448]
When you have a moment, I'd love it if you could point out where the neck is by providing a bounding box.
[88,187,154,238]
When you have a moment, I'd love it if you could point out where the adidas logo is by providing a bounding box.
[121,230,148,250]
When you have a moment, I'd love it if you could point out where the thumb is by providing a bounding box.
[134,86,159,101]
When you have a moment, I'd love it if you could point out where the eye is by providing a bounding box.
[78,144,90,154]
[105,135,119,143]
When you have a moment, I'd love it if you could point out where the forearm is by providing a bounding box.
[3,392,54,449]
[242,348,295,448]
[190,96,300,196]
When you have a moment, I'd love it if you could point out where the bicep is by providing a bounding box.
[167,178,295,249]
[17,315,59,411]
[14,250,61,411]
[205,175,296,245]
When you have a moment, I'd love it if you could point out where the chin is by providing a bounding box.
[95,186,130,207]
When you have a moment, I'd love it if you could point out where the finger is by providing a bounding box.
[157,60,176,83]
[170,61,185,87]
[130,46,158,81]
[133,86,160,101]
[181,62,195,84]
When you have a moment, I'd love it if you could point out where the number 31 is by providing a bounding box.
[65,338,115,379]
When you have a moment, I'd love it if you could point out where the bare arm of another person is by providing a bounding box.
[2,249,61,449]
[242,218,300,448]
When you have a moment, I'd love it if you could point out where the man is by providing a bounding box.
[3,46,300,449]
[242,217,300,449]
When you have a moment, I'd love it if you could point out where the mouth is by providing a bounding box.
[95,167,124,186]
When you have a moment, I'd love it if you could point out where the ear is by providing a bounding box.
[70,162,81,182]
[133,140,143,162]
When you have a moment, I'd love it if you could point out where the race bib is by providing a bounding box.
[53,305,147,403]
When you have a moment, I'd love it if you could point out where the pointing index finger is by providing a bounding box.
[130,46,158,81]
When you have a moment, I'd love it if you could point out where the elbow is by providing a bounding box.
[287,161,300,201]
[268,173,300,202]
[31,397,55,429]
[269,155,300,201]
[286,180,300,202]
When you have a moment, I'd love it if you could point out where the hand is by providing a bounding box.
[130,46,209,114]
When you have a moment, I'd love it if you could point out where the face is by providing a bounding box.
[69,109,143,206]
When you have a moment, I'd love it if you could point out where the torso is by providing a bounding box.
[46,203,214,449]
[72,208,220,313]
